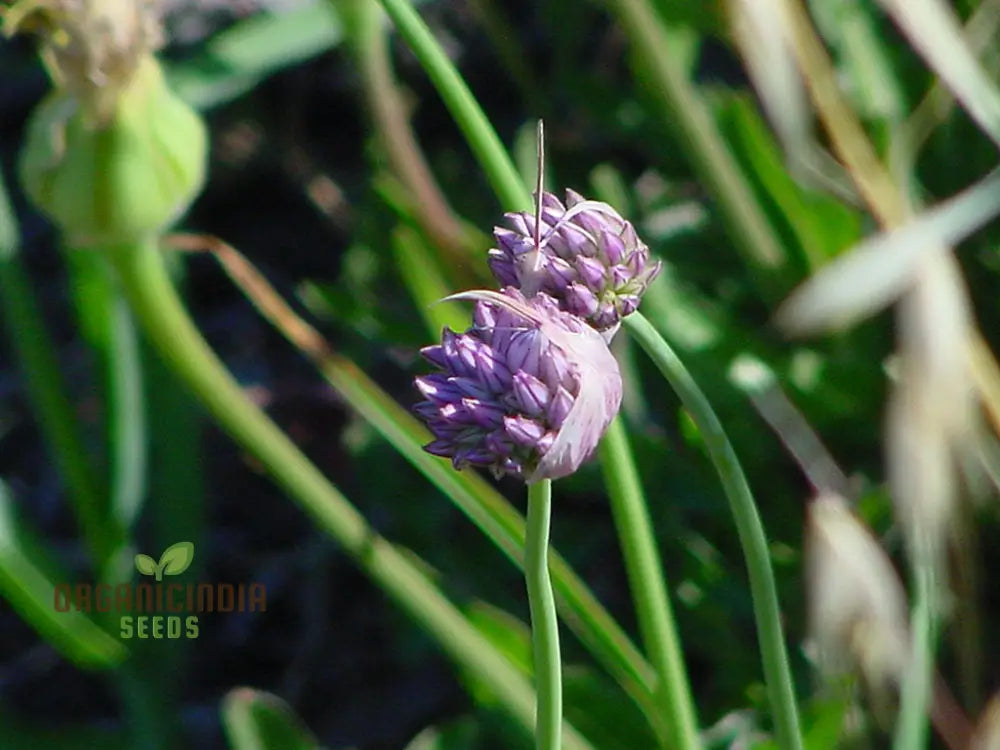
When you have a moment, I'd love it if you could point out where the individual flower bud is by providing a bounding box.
[487,190,661,338]
[414,288,622,482]
[805,494,909,714]
[12,3,206,247]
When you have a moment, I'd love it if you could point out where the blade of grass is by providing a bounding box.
[390,223,471,336]
[221,688,320,750]
[165,3,345,110]
[0,173,108,570]
[0,479,126,669]
[775,167,1000,335]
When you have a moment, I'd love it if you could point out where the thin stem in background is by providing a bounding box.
[0,176,109,570]
[107,238,595,750]
[604,0,791,302]
[600,416,701,750]
[779,0,906,226]
[525,479,562,750]
[339,0,476,283]
[893,558,936,750]
[376,0,533,213]
[625,312,804,750]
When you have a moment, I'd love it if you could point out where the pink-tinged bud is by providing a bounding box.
[414,288,622,482]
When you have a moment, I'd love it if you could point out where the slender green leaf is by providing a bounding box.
[221,688,320,750]
[0,480,127,668]
[165,3,344,110]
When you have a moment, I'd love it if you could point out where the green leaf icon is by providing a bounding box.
[159,541,194,577]
[135,554,157,577]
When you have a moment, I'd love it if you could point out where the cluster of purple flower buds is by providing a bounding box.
[488,190,661,337]
[415,190,659,482]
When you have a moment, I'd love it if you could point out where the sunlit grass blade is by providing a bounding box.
[0,479,127,669]
[776,168,1000,335]
[167,234,660,721]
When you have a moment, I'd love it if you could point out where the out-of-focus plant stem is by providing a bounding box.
[779,0,906,226]
[0,175,109,570]
[107,238,595,750]
[339,0,478,284]
[894,558,936,750]
[604,0,791,302]
[625,312,804,750]
[376,0,533,212]
[601,417,700,750]
[525,478,562,750]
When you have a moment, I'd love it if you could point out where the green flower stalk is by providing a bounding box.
[10,0,206,247]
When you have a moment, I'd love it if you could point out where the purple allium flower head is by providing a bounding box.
[488,190,662,338]
[415,288,623,482]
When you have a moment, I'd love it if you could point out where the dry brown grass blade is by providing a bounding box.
[164,233,335,364]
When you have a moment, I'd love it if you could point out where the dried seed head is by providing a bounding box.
[488,190,661,338]
[414,287,622,482]
[805,494,909,697]
[4,0,163,125]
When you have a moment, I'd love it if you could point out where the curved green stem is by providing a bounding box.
[625,312,803,750]
[893,554,937,750]
[107,238,594,750]
[600,417,701,750]
[376,0,533,212]
[525,479,561,750]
